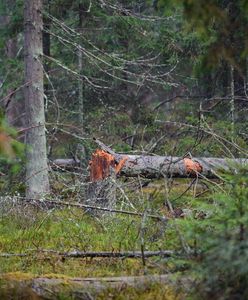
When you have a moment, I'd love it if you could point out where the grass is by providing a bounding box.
[0,207,164,276]
[0,178,211,299]
[0,275,185,300]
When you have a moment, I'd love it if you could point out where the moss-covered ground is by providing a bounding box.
[0,178,209,299]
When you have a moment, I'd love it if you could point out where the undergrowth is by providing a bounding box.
[0,178,203,279]
[2,170,247,300]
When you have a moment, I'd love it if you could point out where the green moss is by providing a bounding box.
[0,179,208,296]
[97,283,183,300]
[1,272,35,281]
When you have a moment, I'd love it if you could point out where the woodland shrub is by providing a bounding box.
[192,166,248,300]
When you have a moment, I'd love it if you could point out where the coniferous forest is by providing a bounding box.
[0,0,248,299]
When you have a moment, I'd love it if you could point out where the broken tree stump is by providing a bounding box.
[86,149,127,216]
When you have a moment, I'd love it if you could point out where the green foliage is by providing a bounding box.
[160,0,248,73]
[0,1,248,298]
[187,167,248,299]
[0,0,23,38]
[0,205,169,276]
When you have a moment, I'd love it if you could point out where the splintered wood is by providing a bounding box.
[183,158,203,175]
[89,149,127,182]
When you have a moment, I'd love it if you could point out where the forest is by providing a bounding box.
[0,0,248,299]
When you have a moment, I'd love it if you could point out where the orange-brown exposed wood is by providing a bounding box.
[90,149,128,182]
[183,158,203,175]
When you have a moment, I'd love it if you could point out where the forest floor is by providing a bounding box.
[0,179,207,299]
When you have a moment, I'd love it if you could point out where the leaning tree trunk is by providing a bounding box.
[24,0,50,199]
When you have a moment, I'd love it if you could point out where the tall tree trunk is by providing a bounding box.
[78,3,85,128]
[24,0,50,198]
[43,0,51,112]
[230,64,235,139]
[78,49,83,126]
[76,3,87,202]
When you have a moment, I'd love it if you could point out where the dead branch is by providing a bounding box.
[19,197,167,221]
[0,250,174,259]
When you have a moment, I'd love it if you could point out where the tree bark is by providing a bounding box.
[117,155,247,179]
[51,154,247,179]
[87,140,247,179]
[24,0,50,198]
[43,0,51,112]
[86,149,117,216]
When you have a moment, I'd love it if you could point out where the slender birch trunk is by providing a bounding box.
[24,0,50,198]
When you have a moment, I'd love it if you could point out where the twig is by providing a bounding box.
[93,138,117,157]
[18,197,167,221]
[171,178,197,202]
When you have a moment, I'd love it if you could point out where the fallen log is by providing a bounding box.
[50,156,248,178]
[51,140,247,215]
[91,139,247,179]
[117,155,247,179]
[51,140,248,180]
[0,273,189,299]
